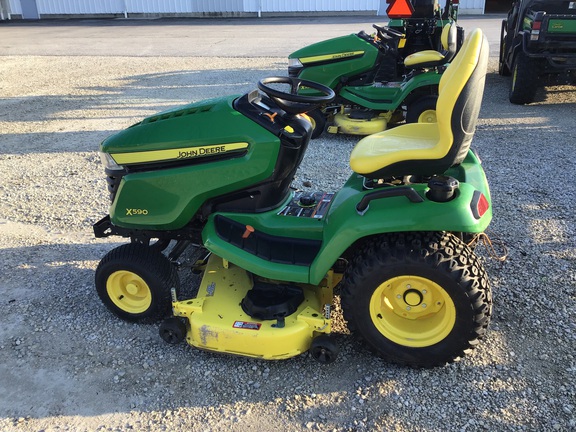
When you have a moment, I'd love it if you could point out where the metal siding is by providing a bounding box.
[194,0,243,13]
[9,0,485,16]
[458,0,485,14]
[126,0,242,13]
[261,0,378,12]
[138,0,192,13]
[35,0,124,14]
[243,0,257,12]
[8,0,22,14]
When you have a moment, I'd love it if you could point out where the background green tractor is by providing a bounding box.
[287,0,464,137]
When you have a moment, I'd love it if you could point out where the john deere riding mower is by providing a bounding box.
[94,29,492,368]
[287,0,464,137]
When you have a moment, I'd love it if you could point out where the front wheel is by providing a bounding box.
[341,232,491,368]
[95,243,180,323]
[306,109,327,139]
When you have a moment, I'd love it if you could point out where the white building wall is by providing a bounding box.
[187,0,243,13]
[126,0,191,13]
[5,0,487,17]
[127,0,244,13]
[8,0,22,14]
[458,0,484,15]
[36,0,124,14]
[258,0,379,12]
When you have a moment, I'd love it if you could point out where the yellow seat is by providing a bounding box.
[404,22,458,69]
[349,28,489,179]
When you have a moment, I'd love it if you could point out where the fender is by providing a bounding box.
[309,158,492,283]
[339,71,442,110]
[203,151,491,286]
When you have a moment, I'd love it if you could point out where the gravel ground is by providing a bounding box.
[1,43,576,431]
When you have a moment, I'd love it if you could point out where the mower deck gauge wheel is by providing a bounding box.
[310,335,340,364]
[159,317,187,344]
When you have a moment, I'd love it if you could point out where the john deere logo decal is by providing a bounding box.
[299,51,365,64]
[111,142,249,165]
[177,145,227,159]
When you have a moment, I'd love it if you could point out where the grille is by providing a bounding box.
[105,172,124,204]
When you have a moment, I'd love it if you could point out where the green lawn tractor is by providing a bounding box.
[387,0,462,64]
[93,28,492,368]
[288,0,464,137]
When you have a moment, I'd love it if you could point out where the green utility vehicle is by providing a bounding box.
[93,29,492,368]
[499,0,576,104]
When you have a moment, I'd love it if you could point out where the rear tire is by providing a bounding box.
[341,232,491,368]
[509,52,538,104]
[406,96,438,124]
[95,243,179,323]
[498,23,511,76]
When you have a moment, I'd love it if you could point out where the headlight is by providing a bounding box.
[99,152,124,171]
[288,58,303,68]
[288,58,304,77]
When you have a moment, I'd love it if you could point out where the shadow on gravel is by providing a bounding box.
[0,67,282,155]
[0,236,557,432]
[0,239,515,424]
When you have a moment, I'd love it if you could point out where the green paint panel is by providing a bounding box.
[102,96,247,154]
[309,153,492,284]
[290,34,379,88]
[202,151,492,285]
[339,72,441,110]
[547,19,576,33]
[103,96,280,230]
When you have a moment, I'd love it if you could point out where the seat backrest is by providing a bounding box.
[440,22,458,62]
[348,28,488,179]
[403,22,458,69]
[436,28,489,167]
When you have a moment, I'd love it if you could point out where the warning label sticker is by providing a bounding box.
[277,191,334,219]
[233,321,262,330]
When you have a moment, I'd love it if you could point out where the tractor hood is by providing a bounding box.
[101,95,254,166]
[289,33,373,64]
[288,33,379,87]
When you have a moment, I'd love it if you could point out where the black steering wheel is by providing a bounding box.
[257,76,335,114]
[373,24,404,40]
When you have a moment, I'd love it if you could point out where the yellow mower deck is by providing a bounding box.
[172,255,333,360]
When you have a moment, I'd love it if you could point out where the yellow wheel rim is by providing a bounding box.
[107,270,152,314]
[301,113,316,131]
[309,116,317,131]
[369,275,456,348]
[418,109,437,123]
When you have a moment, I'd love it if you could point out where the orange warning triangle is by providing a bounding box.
[386,0,414,18]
